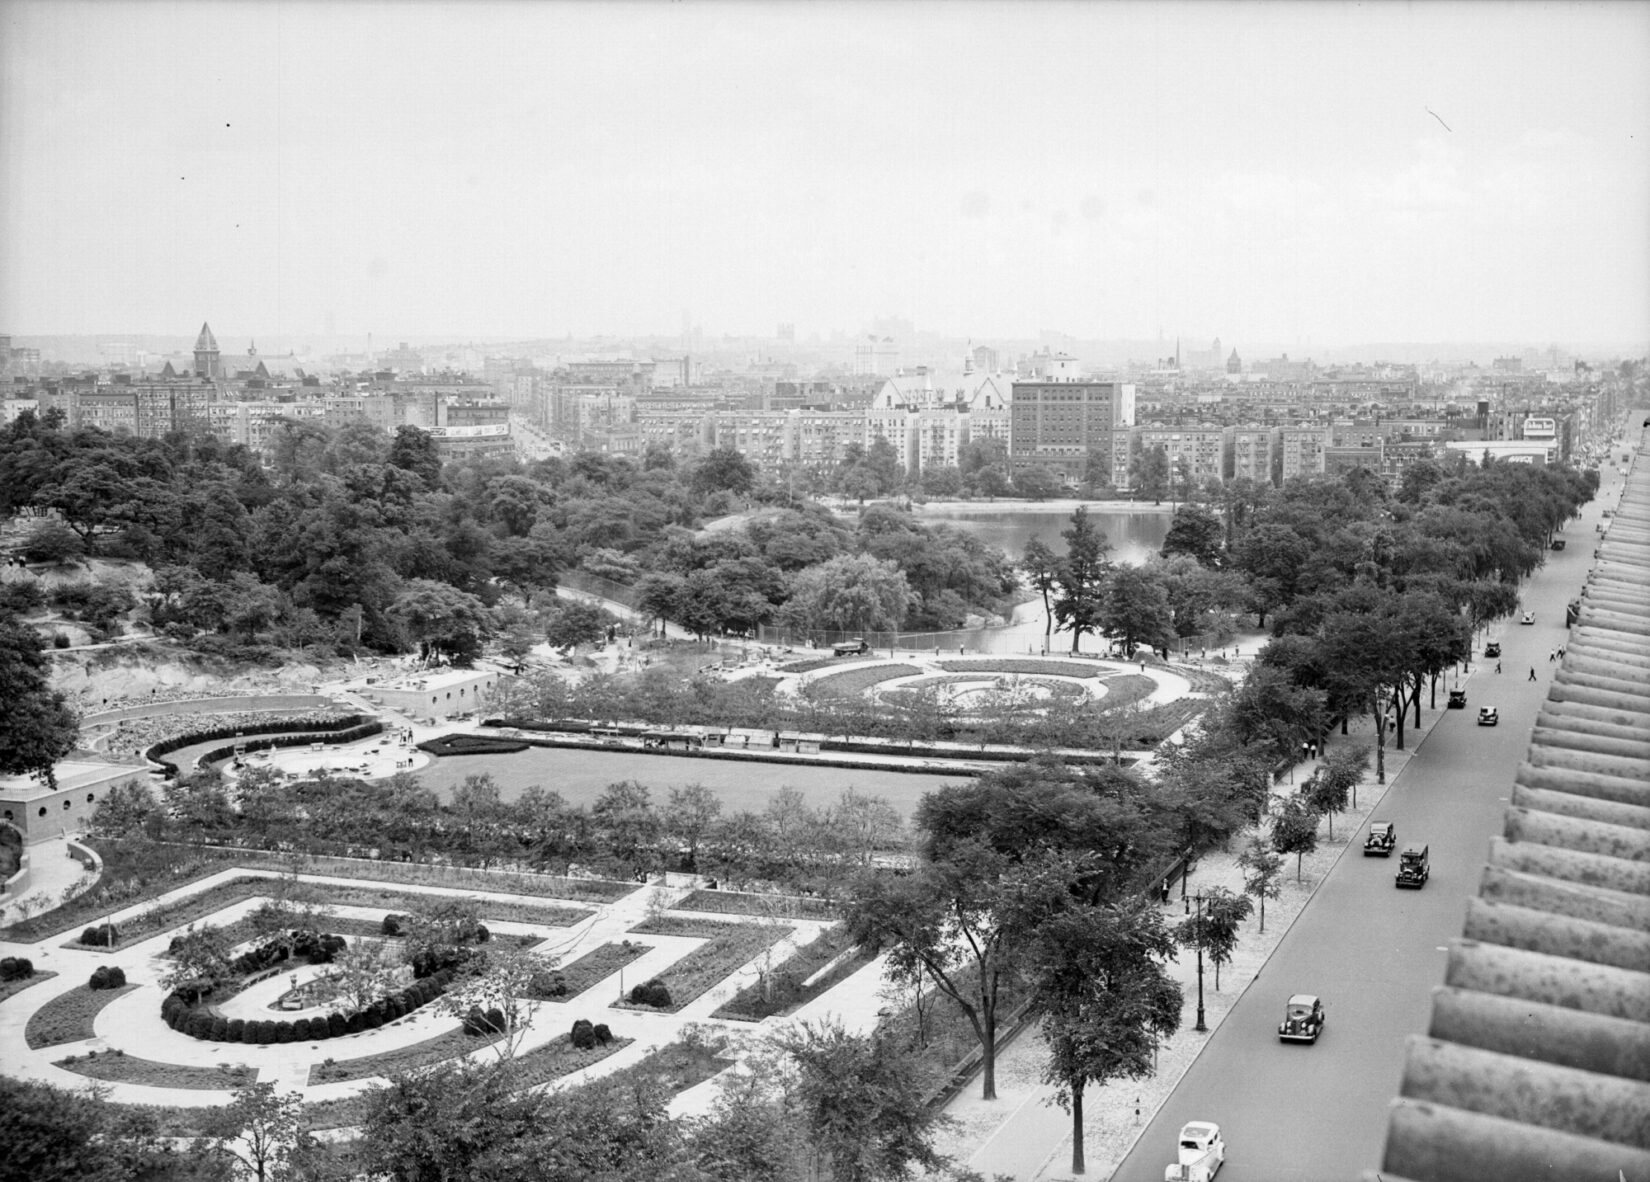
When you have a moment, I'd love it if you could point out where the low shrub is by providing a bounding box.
[52,633,71,649]
[628,978,673,1009]
[293,1018,311,1041]
[79,924,118,948]
[593,1023,613,1045]
[88,965,128,990]
[328,1012,348,1039]
[210,1016,231,1042]
[570,1019,596,1049]
[382,913,405,936]
[227,1018,245,1042]
[2,957,36,982]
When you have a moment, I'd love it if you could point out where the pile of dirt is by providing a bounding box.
[49,645,333,710]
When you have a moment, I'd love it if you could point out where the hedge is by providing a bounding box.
[144,713,375,779]
[162,965,457,1045]
[194,722,386,777]
[417,734,531,757]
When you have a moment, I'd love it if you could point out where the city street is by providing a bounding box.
[1111,470,1624,1181]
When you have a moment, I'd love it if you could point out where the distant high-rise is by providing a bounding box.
[193,322,222,379]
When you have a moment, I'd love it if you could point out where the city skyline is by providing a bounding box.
[2,1,1647,348]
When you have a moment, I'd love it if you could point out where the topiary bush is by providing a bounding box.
[1,957,35,982]
[89,965,128,990]
[382,913,405,936]
[187,1011,215,1039]
[486,1007,506,1034]
[227,1019,246,1042]
[629,978,672,1008]
[593,1023,613,1045]
[570,1018,596,1049]
[275,1021,296,1043]
[79,924,118,948]
[292,1018,311,1041]
[328,1012,348,1039]
[210,1016,231,1042]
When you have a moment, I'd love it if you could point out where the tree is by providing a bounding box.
[592,780,661,880]
[1130,443,1170,504]
[1019,898,1183,1176]
[1160,503,1224,567]
[162,924,237,1003]
[1098,566,1175,658]
[1012,465,1063,500]
[1226,664,1328,759]
[203,1083,303,1182]
[781,553,914,635]
[386,579,492,666]
[1022,536,1059,645]
[776,1019,949,1182]
[666,783,723,871]
[1052,507,1112,654]
[385,425,442,488]
[1271,796,1320,882]
[1237,836,1284,934]
[1318,742,1371,812]
[0,618,80,789]
[542,598,613,650]
[324,938,401,1014]
[0,1074,231,1182]
[692,446,758,497]
[1175,886,1252,990]
[431,947,542,1061]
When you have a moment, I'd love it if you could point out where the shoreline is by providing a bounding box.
[906,498,1178,515]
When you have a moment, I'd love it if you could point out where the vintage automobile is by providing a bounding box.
[1395,844,1431,889]
[1447,689,1467,709]
[1478,707,1499,726]
[1164,1122,1225,1182]
[1521,611,1536,625]
[1278,993,1326,1044]
[1484,641,1502,658]
[830,638,869,656]
[1364,821,1397,856]
[1551,538,1567,550]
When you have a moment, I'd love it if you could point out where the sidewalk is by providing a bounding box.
[0,834,95,929]
[928,669,1470,1181]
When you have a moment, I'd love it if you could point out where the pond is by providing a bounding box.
[911,502,1173,566]
[416,747,970,820]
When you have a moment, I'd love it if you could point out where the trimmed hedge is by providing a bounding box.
[88,965,127,990]
[79,924,119,948]
[417,734,531,757]
[195,722,385,777]
[163,966,457,1045]
[145,713,375,779]
[627,978,673,1008]
[1,956,36,981]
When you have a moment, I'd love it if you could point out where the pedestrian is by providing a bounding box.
[1549,649,1555,662]
[1529,666,1537,681]
[1557,645,1565,658]
[1495,661,1502,673]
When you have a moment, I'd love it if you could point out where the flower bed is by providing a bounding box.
[307,1022,505,1084]
[622,917,796,1013]
[529,940,650,1001]
[775,653,868,674]
[508,1031,633,1089]
[55,1049,259,1090]
[0,969,57,1003]
[417,734,531,757]
[596,1031,736,1095]
[1,840,241,944]
[1098,673,1156,706]
[806,663,922,697]
[711,926,875,1022]
[674,888,839,919]
[26,982,140,1049]
[936,658,1108,677]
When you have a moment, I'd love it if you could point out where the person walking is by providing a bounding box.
[1529,666,1538,681]
[1549,649,1556,662]
[1495,661,1502,673]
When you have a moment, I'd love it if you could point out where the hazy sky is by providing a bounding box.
[2,0,1647,348]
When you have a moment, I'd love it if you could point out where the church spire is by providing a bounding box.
[194,321,223,378]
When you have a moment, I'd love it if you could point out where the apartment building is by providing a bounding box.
[1009,376,1135,483]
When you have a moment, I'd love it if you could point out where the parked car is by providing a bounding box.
[1485,641,1502,658]
[1165,1122,1225,1181]
[1277,994,1326,1044]
[1447,689,1467,709]
[831,638,869,656]
[1396,845,1431,889]
[1364,821,1396,856]
[1521,611,1536,625]
[1478,707,1499,726]
[1551,538,1567,550]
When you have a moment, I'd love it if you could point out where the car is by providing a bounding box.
[1278,994,1326,1043]
[1364,821,1396,856]
[1166,1122,1225,1182]
[830,638,869,656]
[1395,844,1430,889]
[1521,611,1536,625]
[1484,641,1502,658]
[1551,538,1567,550]
[1447,689,1467,709]
[1478,707,1499,726]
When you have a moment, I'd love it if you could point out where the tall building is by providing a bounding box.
[1008,375,1135,483]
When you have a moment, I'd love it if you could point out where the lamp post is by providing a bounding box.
[1192,892,1208,1033]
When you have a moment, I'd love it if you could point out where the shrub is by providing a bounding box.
[1,957,36,982]
[276,1021,296,1044]
[240,1020,259,1044]
[486,1007,506,1035]
[80,924,118,948]
[256,1021,278,1045]
[292,1018,311,1041]
[187,1011,215,1039]
[227,1019,246,1042]
[629,978,672,1008]
[593,1023,613,1045]
[362,1008,383,1031]
[475,924,490,943]
[382,914,405,936]
[384,996,405,1022]
[328,1012,348,1039]
[210,1016,231,1042]
[89,965,128,989]
[532,970,568,998]
[346,1012,367,1035]
[569,1019,596,1049]
[53,633,71,649]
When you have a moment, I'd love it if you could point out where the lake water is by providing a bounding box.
[417,748,969,820]
[913,504,1172,566]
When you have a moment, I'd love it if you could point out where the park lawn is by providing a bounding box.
[598,1036,736,1096]
[1099,672,1157,705]
[530,940,651,1001]
[0,969,58,1004]
[55,1049,259,1090]
[26,982,140,1048]
[507,1032,633,1089]
[307,1024,506,1085]
[623,916,795,1013]
[936,657,1109,678]
[712,925,876,1022]
[674,888,838,920]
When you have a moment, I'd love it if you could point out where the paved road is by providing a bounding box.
[1111,474,1623,1182]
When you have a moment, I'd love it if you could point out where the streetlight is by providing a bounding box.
[1191,893,1208,1033]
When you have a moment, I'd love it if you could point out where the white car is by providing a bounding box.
[1520,611,1535,625]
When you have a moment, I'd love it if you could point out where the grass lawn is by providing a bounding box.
[597,1035,736,1096]
[0,970,58,1003]
[807,663,922,697]
[675,888,838,920]
[507,1032,633,1089]
[712,926,876,1022]
[623,916,795,1013]
[530,940,651,1001]
[26,982,140,1048]
[1099,672,1157,705]
[307,1024,505,1084]
[56,1049,259,1090]
[936,658,1109,678]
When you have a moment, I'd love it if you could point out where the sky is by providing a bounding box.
[2,0,1648,350]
